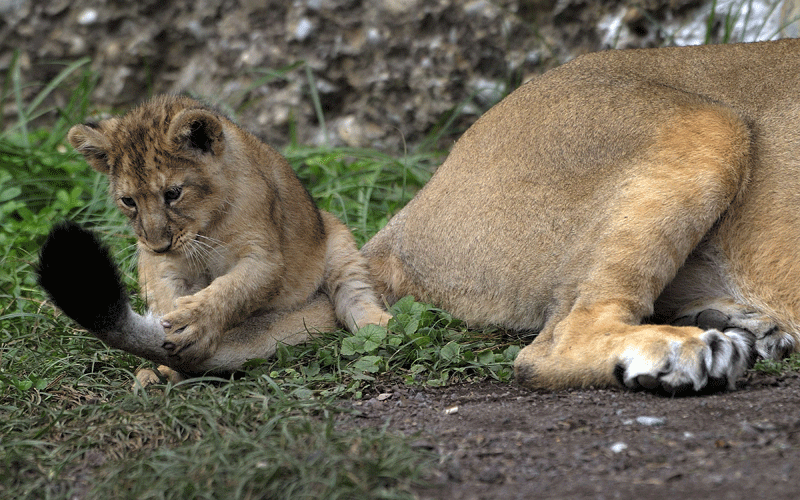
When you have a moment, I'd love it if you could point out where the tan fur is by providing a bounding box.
[68,95,389,384]
[363,40,800,393]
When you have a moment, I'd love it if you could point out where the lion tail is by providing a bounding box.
[37,221,170,365]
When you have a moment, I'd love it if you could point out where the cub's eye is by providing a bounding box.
[164,186,182,204]
[120,197,136,209]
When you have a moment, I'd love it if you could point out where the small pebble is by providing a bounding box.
[77,9,98,25]
[636,416,665,426]
[610,441,628,453]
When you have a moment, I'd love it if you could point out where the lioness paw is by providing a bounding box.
[616,328,755,394]
[672,300,796,360]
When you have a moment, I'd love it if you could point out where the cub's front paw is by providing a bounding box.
[616,328,755,394]
[161,317,219,365]
[161,298,221,365]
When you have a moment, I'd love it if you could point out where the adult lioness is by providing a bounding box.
[38,95,389,384]
[362,39,800,394]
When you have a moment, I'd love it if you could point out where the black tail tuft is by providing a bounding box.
[37,221,130,333]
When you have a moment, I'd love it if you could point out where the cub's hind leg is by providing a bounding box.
[133,293,337,388]
[320,212,392,331]
[133,365,185,390]
[515,103,755,394]
[171,292,337,376]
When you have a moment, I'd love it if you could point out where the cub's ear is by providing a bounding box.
[67,120,117,174]
[167,109,225,157]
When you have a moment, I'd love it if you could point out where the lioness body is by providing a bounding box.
[363,39,800,393]
[65,96,388,381]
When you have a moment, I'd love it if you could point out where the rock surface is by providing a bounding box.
[1,0,796,151]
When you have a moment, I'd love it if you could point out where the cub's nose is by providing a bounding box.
[146,239,172,253]
[150,242,172,253]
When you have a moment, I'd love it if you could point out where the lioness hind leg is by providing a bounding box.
[516,102,755,394]
[672,298,796,360]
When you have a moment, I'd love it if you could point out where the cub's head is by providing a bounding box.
[68,95,230,254]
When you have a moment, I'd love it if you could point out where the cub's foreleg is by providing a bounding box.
[158,238,286,365]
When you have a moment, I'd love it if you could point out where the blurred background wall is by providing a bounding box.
[1,0,798,152]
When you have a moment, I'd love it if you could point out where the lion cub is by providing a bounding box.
[363,39,800,394]
[40,95,389,384]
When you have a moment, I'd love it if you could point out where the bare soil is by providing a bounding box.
[340,371,800,499]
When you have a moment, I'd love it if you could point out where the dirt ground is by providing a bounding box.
[340,371,800,499]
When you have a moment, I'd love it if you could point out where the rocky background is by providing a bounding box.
[1,0,798,152]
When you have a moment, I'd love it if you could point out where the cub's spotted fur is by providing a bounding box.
[40,95,389,385]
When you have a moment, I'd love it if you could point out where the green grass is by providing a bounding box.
[3,372,435,499]
[0,60,520,499]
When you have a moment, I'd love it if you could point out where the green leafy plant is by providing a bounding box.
[752,353,800,376]
[252,296,520,402]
